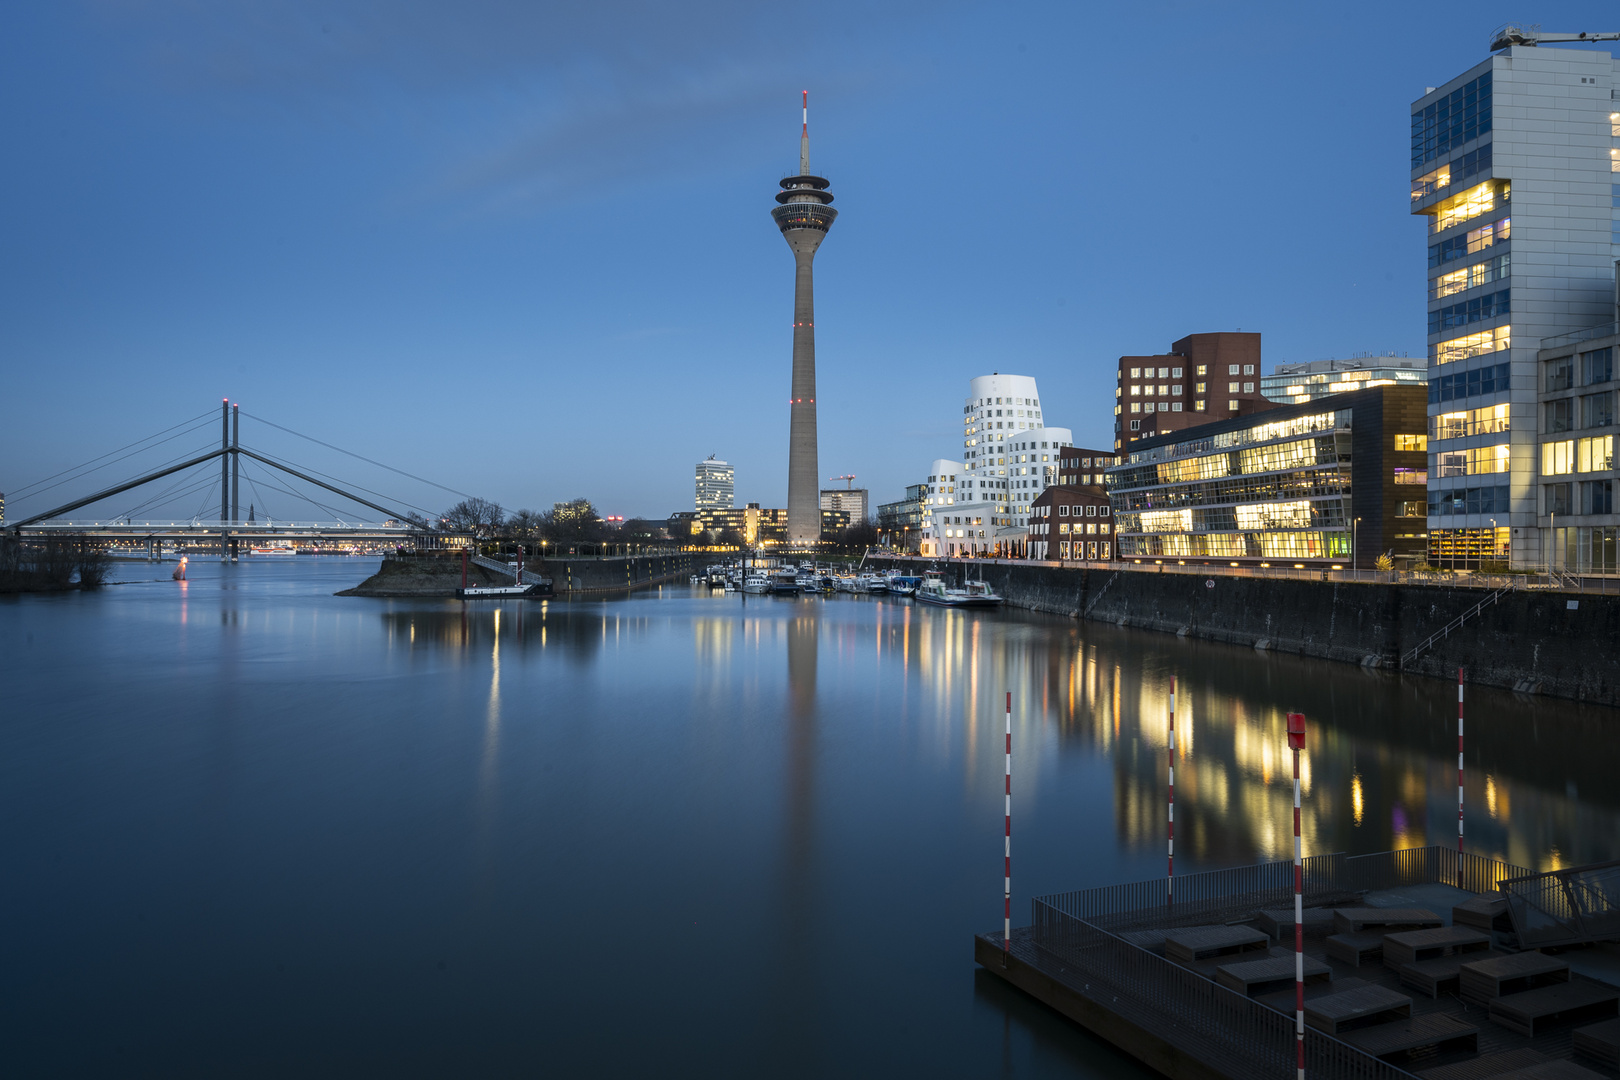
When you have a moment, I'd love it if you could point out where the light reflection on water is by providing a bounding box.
[1,558,1616,1078]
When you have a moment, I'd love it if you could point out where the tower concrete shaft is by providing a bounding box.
[771,95,836,544]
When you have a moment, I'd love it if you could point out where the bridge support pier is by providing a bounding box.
[230,536,239,562]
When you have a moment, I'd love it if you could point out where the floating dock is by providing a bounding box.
[977,847,1620,1079]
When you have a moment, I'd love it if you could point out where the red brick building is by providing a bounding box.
[1056,446,1120,486]
[1029,484,1115,562]
[1114,332,1280,450]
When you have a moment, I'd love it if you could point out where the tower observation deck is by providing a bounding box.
[772,92,837,545]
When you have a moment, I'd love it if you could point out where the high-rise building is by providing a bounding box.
[771,93,837,546]
[1114,333,1278,450]
[819,487,868,521]
[695,456,734,510]
[1262,356,1427,404]
[1413,40,1620,568]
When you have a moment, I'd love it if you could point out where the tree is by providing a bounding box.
[620,517,664,541]
[507,509,543,538]
[716,526,745,548]
[441,497,505,537]
[543,498,603,541]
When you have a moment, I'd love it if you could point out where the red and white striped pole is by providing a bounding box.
[1003,690,1012,963]
[1287,711,1308,1080]
[1457,668,1466,885]
[1168,675,1176,907]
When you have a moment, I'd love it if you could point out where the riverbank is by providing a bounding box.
[338,552,697,597]
[874,558,1620,707]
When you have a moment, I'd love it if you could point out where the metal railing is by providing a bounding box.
[1497,859,1620,949]
[1398,581,1516,667]
[1540,321,1619,351]
[1022,847,1533,1080]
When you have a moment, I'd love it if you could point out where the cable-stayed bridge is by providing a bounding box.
[4,400,472,557]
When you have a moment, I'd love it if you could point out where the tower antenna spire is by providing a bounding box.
[800,91,810,176]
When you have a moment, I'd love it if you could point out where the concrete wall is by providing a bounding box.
[875,558,1620,707]
[542,554,696,595]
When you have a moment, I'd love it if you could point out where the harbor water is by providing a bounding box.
[3,558,1617,1077]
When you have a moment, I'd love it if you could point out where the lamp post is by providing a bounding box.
[1353,516,1361,575]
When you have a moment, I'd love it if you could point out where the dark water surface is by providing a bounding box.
[3,559,1617,1077]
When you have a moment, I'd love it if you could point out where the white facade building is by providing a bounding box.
[695,455,734,511]
[1413,43,1620,568]
[917,373,1074,556]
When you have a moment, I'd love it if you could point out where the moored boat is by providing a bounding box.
[914,570,1003,608]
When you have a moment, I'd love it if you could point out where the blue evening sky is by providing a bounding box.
[3,1,1616,523]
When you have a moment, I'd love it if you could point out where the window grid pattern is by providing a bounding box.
[1412,72,1491,169]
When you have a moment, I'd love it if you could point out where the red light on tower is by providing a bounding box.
[1286,712,1306,750]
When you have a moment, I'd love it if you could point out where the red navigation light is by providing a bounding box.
[1286,712,1306,750]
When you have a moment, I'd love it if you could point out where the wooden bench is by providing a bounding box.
[1573,1016,1620,1068]
[1326,930,1389,967]
[1490,1061,1611,1079]
[1255,907,1336,941]
[1114,929,1167,955]
[1453,894,1514,933]
[1383,925,1492,966]
[1414,1047,1546,1080]
[1256,977,1370,1017]
[1163,924,1270,964]
[1333,906,1443,934]
[1303,984,1413,1035]
[1392,949,1505,999]
[1487,981,1620,1037]
[1339,1012,1479,1061]
[1214,952,1332,998]
[1459,952,1570,1005]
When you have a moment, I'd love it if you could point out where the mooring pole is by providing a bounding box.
[1003,689,1012,965]
[1168,675,1176,908]
[1457,667,1466,886]
[1287,711,1308,1080]
[220,398,230,560]
[461,548,468,591]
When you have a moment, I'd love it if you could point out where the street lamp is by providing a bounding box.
[1353,516,1361,573]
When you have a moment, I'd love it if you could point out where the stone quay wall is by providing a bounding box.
[874,558,1620,707]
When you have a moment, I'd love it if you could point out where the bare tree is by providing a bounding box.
[543,498,603,541]
[441,497,505,537]
[507,509,543,538]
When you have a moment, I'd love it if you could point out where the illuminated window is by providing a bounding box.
[1394,434,1427,451]
[1158,367,1168,378]
[1129,368,1140,378]
[1129,384,1140,395]
[1430,181,1509,233]
[1437,444,1509,476]
[1130,403,1140,413]
[1433,325,1510,365]
[1228,399,1238,411]
[1411,161,1452,200]
[1429,218,1509,268]
[1194,382,1206,394]
[1194,400,1206,412]
[1228,382,1239,393]
[1613,112,1620,138]
[1431,253,1510,300]
[1578,435,1614,473]
[1393,468,1427,485]
[1543,440,1576,476]
[1157,384,1168,395]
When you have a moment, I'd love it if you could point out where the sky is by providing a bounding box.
[3,0,1618,525]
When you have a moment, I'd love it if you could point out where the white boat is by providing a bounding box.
[856,572,888,594]
[914,570,1003,608]
[743,576,772,594]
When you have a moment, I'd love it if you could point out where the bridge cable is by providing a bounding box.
[237,443,439,519]
[92,442,228,521]
[238,411,474,501]
[191,476,222,524]
[6,413,219,506]
[239,458,351,522]
[114,467,222,522]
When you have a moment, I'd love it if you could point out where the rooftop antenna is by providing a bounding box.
[800,91,810,176]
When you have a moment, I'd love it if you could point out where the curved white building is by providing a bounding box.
[917,373,1074,556]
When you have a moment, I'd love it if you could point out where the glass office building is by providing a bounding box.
[1107,386,1429,568]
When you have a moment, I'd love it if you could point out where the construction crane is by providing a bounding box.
[1490,24,1620,51]
[828,474,857,490]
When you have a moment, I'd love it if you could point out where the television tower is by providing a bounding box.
[771,92,837,545]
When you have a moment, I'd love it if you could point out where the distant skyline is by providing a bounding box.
[3,1,1616,523]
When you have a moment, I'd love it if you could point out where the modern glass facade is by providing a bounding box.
[1261,357,1426,405]
[1106,386,1429,568]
